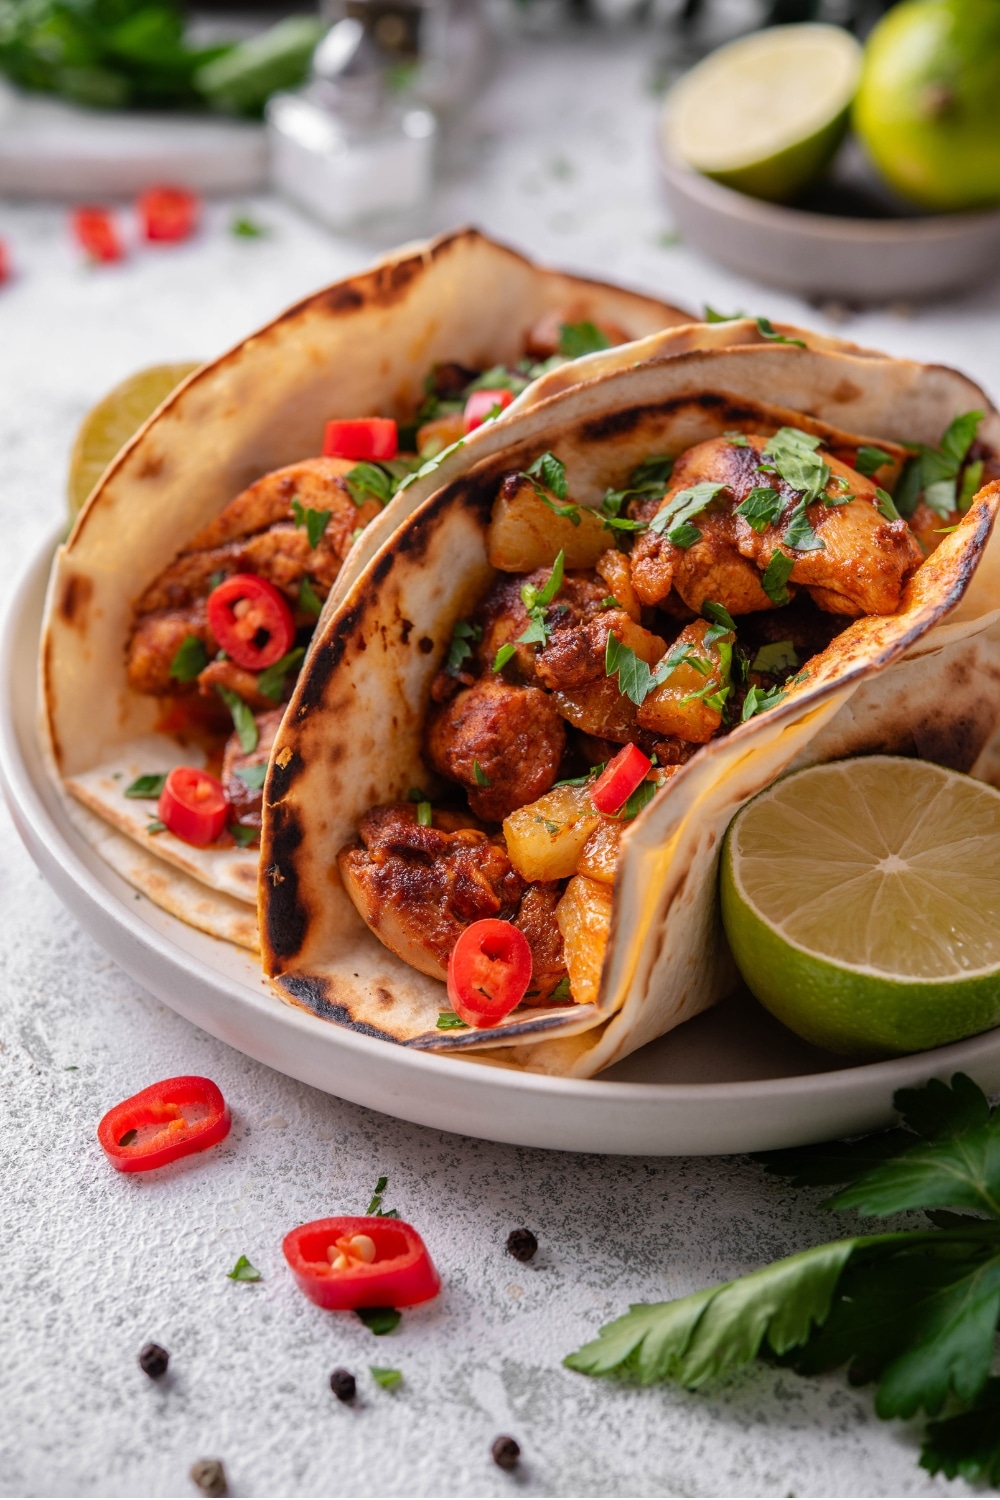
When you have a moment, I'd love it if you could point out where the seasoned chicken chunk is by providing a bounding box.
[426,680,566,821]
[222,706,284,829]
[516,883,570,1003]
[338,803,524,980]
[535,610,667,692]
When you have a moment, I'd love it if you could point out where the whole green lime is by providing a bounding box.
[854,0,1000,211]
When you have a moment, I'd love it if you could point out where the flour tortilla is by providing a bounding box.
[40,228,689,947]
[260,343,1000,1075]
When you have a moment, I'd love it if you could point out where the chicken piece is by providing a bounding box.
[184,458,357,551]
[516,883,570,1003]
[524,310,629,360]
[556,875,614,1007]
[535,610,667,692]
[338,803,524,979]
[595,548,641,622]
[637,619,732,743]
[126,603,209,696]
[197,658,288,713]
[473,568,611,687]
[134,541,247,614]
[222,707,284,828]
[426,680,566,821]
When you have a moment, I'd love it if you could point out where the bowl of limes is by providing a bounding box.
[657,2,1000,301]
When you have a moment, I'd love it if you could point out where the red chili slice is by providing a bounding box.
[72,207,124,263]
[283,1216,441,1310]
[463,388,514,433]
[590,743,653,815]
[137,185,200,243]
[0,239,9,285]
[447,919,533,1027]
[98,1076,230,1172]
[206,573,295,670]
[158,766,229,846]
[322,418,398,461]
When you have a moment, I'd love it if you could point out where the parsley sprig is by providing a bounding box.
[894,411,984,519]
[520,452,580,525]
[566,1073,1000,1488]
[647,482,727,550]
[494,551,566,669]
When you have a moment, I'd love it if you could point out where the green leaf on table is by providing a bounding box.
[366,1175,401,1218]
[370,1365,403,1389]
[357,1307,401,1335]
[227,1255,261,1282]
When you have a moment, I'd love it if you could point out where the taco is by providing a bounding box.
[40,228,690,948]
[259,341,1000,1076]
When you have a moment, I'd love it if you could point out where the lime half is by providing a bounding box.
[68,361,200,518]
[721,756,1000,1056]
[665,24,862,203]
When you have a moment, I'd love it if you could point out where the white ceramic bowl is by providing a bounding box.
[657,131,1000,303]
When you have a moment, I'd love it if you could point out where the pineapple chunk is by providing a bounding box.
[417,412,464,457]
[576,818,625,884]
[637,619,732,743]
[503,783,600,882]
[556,876,613,1006]
[595,549,641,622]
[488,475,606,572]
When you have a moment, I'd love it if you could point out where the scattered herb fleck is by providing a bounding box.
[751,640,799,675]
[473,759,492,787]
[735,486,785,534]
[366,1176,400,1218]
[447,619,482,675]
[854,445,892,477]
[229,823,258,847]
[168,634,208,683]
[145,819,166,834]
[559,321,612,358]
[298,574,323,618]
[257,646,305,701]
[291,497,331,549]
[370,1365,403,1390]
[761,550,795,607]
[125,772,167,799]
[356,1307,401,1335]
[231,215,269,238]
[235,762,268,791]
[346,461,394,507]
[437,1011,468,1030]
[522,450,568,501]
[226,1255,261,1282]
[875,487,901,522]
[215,685,258,754]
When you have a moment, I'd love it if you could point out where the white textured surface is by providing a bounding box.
[1,30,1000,1499]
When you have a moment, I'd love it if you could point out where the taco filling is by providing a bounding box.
[338,415,986,1025]
[121,315,634,849]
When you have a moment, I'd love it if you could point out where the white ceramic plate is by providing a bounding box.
[5,534,1000,1154]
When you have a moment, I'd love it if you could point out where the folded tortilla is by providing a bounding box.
[260,342,1000,1076]
[40,227,689,948]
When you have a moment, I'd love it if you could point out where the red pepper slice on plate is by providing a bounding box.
[322,418,398,461]
[98,1076,230,1172]
[137,185,200,243]
[590,743,652,815]
[463,388,514,433]
[72,207,124,263]
[447,919,533,1027]
[283,1216,440,1310]
[0,239,9,285]
[158,766,229,846]
[206,572,295,670]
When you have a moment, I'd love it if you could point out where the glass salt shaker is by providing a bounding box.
[266,16,437,234]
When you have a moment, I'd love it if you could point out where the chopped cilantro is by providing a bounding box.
[231,215,269,238]
[704,305,744,322]
[523,450,569,501]
[600,596,620,609]
[125,773,167,799]
[875,487,901,522]
[366,1175,400,1217]
[558,321,612,359]
[854,445,892,477]
[229,823,258,847]
[762,427,830,505]
[900,411,984,519]
[346,461,394,507]
[735,486,785,534]
[370,1366,403,1389]
[357,1307,401,1335]
[257,647,305,701]
[207,569,226,591]
[668,521,702,549]
[473,759,491,787]
[622,779,658,819]
[553,765,605,788]
[648,482,727,549]
[550,976,572,1002]
[446,619,482,675]
[492,643,517,673]
[168,634,208,683]
[761,550,795,607]
[754,316,806,349]
[630,456,674,492]
[702,601,738,646]
[437,1010,468,1029]
[145,820,166,834]
[783,501,824,553]
[742,684,787,720]
[958,460,984,513]
[751,640,799,675]
[724,430,750,447]
[235,762,268,790]
[291,498,331,549]
[298,574,323,618]
[216,685,258,754]
[407,787,429,801]
[416,801,432,827]
[606,633,695,706]
[515,551,565,650]
[226,1256,261,1282]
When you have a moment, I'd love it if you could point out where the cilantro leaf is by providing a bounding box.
[704,305,744,322]
[437,1011,468,1030]
[897,412,983,520]
[629,456,674,492]
[524,451,568,501]
[724,431,750,448]
[825,1116,1000,1219]
[606,634,693,707]
[346,462,393,507]
[762,427,830,505]
[649,482,727,549]
[366,1175,400,1218]
[896,1073,992,1142]
[761,550,794,606]
[783,501,825,553]
[854,445,893,477]
[958,459,984,513]
[446,618,482,675]
[875,487,901,521]
[701,601,737,633]
[538,493,581,526]
[125,773,167,799]
[357,1307,401,1335]
[565,1239,856,1385]
[146,820,166,834]
[235,762,268,790]
[940,411,984,470]
[216,686,258,754]
[558,321,612,358]
[755,316,806,349]
[921,1377,1000,1485]
[257,647,305,701]
[231,216,269,238]
[169,634,208,683]
[416,801,432,826]
[298,574,323,618]
[291,498,331,549]
[227,1255,261,1282]
[516,551,566,650]
[473,759,491,787]
[465,365,530,396]
[230,823,258,846]
[493,643,517,673]
[370,1366,403,1389]
[741,684,787,721]
[750,640,798,675]
[622,779,658,819]
[735,486,785,534]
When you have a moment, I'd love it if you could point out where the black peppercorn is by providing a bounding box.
[138,1342,169,1379]
[190,1458,227,1498]
[492,1435,521,1471]
[329,1367,357,1402]
[506,1227,538,1262]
